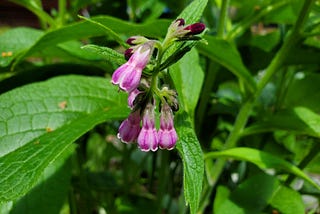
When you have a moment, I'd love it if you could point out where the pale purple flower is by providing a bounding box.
[158,103,178,150]
[137,103,158,152]
[117,110,141,143]
[112,45,151,92]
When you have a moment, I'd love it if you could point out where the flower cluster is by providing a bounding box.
[111,18,205,152]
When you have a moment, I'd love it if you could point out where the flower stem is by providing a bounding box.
[217,0,230,38]
[207,0,315,188]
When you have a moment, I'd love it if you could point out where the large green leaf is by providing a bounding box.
[10,153,72,214]
[175,112,204,214]
[170,49,204,118]
[197,35,256,92]
[0,75,129,201]
[11,16,171,68]
[205,147,320,190]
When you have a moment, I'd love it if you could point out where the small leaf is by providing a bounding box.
[175,111,204,214]
[197,35,256,93]
[170,49,204,118]
[205,147,320,190]
[270,185,305,214]
[0,75,129,201]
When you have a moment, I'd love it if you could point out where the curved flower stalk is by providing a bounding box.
[111,18,206,152]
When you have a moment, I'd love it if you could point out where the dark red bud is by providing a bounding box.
[124,48,134,60]
[175,18,185,26]
[126,38,136,45]
[184,23,206,35]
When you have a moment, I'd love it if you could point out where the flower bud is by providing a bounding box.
[126,36,149,45]
[184,23,206,35]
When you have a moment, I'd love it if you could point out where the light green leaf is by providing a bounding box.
[170,49,204,118]
[0,75,130,201]
[175,111,204,214]
[197,35,256,93]
[270,185,305,214]
[205,147,320,190]
[0,27,43,67]
[178,0,208,24]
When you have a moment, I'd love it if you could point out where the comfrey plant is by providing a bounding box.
[112,18,205,152]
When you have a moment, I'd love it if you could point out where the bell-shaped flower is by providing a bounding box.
[117,110,141,143]
[112,44,152,92]
[158,103,178,150]
[137,103,158,152]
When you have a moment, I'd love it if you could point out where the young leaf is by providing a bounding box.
[170,49,204,118]
[0,75,130,201]
[175,111,204,214]
[205,147,320,190]
[197,35,256,93]
[178,0,208,24]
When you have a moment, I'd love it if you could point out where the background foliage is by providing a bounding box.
[0,0,320,213]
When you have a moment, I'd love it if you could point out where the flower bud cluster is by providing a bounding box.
[111,18,205,152]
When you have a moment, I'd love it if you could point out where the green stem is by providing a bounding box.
[217,0,230,38]
[156,151,169,214]
[58,0,67,27]
[208,0,315,187]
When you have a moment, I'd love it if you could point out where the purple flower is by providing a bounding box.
[137,103,158,152]
[112,45,151,92]
[128,89,143,109]
[158,103,178,150]
[117,110,141,143]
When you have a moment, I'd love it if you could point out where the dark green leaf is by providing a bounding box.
[242,107,320,138]
[197,35,256,93]
[10,153,72,214]
[0,75,129,201]
[205,147,320,190]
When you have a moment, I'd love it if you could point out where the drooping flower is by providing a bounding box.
[112,44,152,92]
[117,110,141,143]
[158,102,178,150]
[128,88,143,109]
[137,103,158,152]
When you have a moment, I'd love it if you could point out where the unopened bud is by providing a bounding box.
[175,18,185,26]
[126,36,149,45]
[124,48,134,60]
[184,23,206,35]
